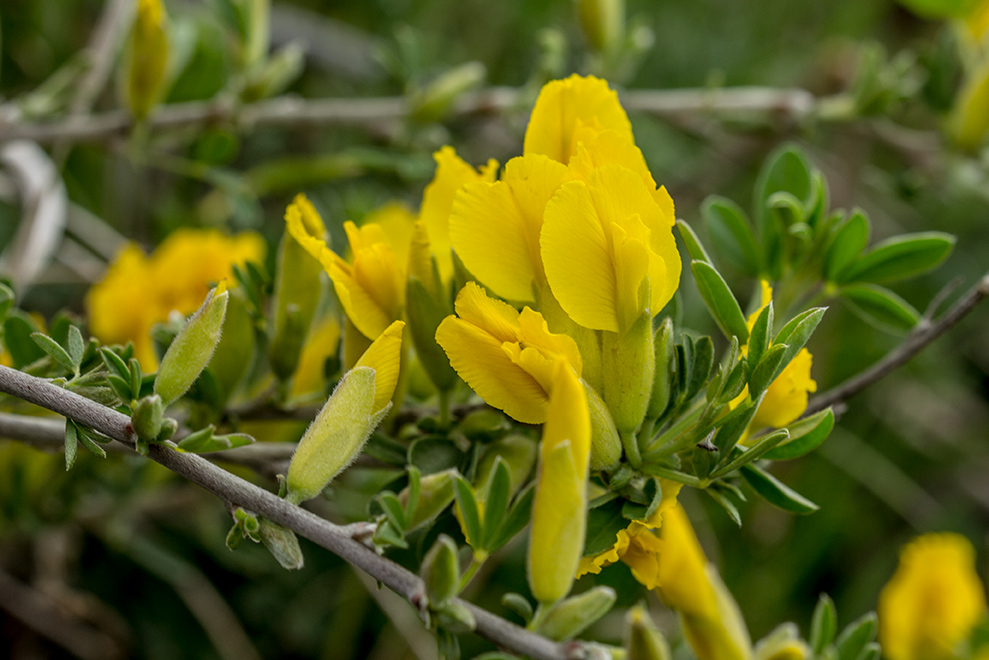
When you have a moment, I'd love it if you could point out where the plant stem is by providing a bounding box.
[458,557,483,592]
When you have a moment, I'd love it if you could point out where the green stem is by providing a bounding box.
[620,429,642,468]
[644,403,706,459]
[458,557,484,592]
[527,602,553,632]
[639,465,705,488]
[438,389,451,429]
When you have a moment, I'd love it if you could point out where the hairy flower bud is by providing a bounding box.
[538,586,617,641]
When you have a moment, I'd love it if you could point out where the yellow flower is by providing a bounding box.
[528,358,591,604]
[420,146,498,284]
[656,505,752,660]
[523,74,634,165]
[732,282,817,431]
[576,479,682,589]
[879,533,987,660]
[435,282,582,424]
[541,163,680,333]
[289,316,341,399]
[86,229,266,371]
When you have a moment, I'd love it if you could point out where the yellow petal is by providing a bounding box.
[542,358,590,476]
[655,505,719,620]
[290,316,342,398]
[354,320,406,413]
[364,202,417,269]
[620,528,664,590]
[449,155,568,302]
[420,146,499,284]
[517,307,583,376]
[284,193,329,260]
[452,281,522,344]
[435,316,548,424]
[327,256,393,340]
[524,74,633,164]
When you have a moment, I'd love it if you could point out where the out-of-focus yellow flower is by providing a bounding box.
[523,74,634,165]
[541,163,679,333]
[289,317,341,399]
[576,479,682,589]
[435,282,582,424]
[126,0,169,120]
[420,146,498,284]
[879,533,987,660]
[528,358,591,604]
[947,58,989,151]
[86,230,265,371]
[449,154,570,303]
[960,0,989,45]
[731,282,817,431]
[656,505,752,660]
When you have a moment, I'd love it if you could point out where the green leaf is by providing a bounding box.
[4,314,46,368]
[31,333,76,373]
[106,374,133,401]
[100,347,131,380]
[583,496,627,556]
[845,231,955,284]
[378,492,408,532]
[773,307,827,368]
[755,145,814,215]
[0,283,14,319]
[176,425,216,451]
[453,476,483,550]
[408,437,465,474]
[501,593,534,624]
[824,210,870,282]
[76,425,108,459]
[404,466,421,523]
[763,409,835,460]
[481,458,512,549]
[740,463,819,514]
[489,482,534,551]
[835,613,878,660]
[841,283,921,334]
[691,260,749,341]
[64,419,79,470]
[685,335,715,403]
[747,301,773,369]
[713,396,761,457]
[705,488,742,526]
[67,326,85,367]
[715,429,789,476]
[749,343,788,396]
[703,196,760,275]
[810,594,838,654]
[676,219,713,263]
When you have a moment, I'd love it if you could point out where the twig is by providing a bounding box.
[807,272,989,415]
[0,365,572,660]
[0,86,827,145]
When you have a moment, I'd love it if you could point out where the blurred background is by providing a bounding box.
[1,0,988,658]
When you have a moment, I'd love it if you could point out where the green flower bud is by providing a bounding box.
[411,61,486,123]
[646,317,674,420]
[154,283,229,406]
[131,394,164,442]
[285,367,385,505]
[422,534,460,609]
[435,600,477,635]
[269,215,324,381]
[399,468,456,530]
[626,604,672,660]
[538,586,617,641]
[258,518,304,570]
[578,0,625,53]
[584,381,621,471]
[603,311,655,436]
[125,0,169,120]
[476,434,537,495]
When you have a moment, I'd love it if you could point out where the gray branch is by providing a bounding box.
[0,86,823,145]
[807,271,989,415]
[0,365,575,660]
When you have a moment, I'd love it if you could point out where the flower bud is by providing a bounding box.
[603,311,655,436]
[422,534,460,608]
[125,0,170,120]
[270,195,325,380]
[754,624,809,660]
[407,226,458,392]
[578,0,625,53]
[646,317,674,420]
[258,518,304,570]
[131,394,163,442]
[154,282,229,406]
[435,600,477,634]
[626,604,672,660]
[538,586,617,641]
[399,468,456,530]
[947,59,989,152]
[284,366,384,505]
[584,381,621,471]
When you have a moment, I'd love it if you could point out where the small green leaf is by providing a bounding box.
[378,492,408,532]
[31,333,76,373]
[676,219,713,263]
[481,458,512,550]
[489,482,534,551]
[740,463,819,514]
[502,593,534,624]
[404,466,421,523]
[67,326,85,367]
[747,301,773,369]
[176,426,216,451]
[453,476,483,550]
[422,535,460,608]
[841,283,920,334]
[845,232,955,284]
[106,374,133,401]
[685,335,715,403]
[691,261,749,342]
[64,419,79,470]
[715,429,789,475]
[835,613,878,660]
[773,307,827,368]
[756,145,814,215]
[703,196,760,275]
[763,409,835,460]
[705,488,742,526]
[76,425,108,459]
[0,283,13,318]
[537,586,617,642]
[129,358,143,402]
[100,347,131,380]
[749,343,788,396]
[824,210,869,282]
[810,593,838,654]
[712,396,761,457]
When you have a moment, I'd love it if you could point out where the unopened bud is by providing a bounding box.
[646,317,674,419]
[578,0,625,53]
[603,311,655,436]
[947,59,989,152]
[585,381,621,471]
[285,366,385,504]
[155,282,229,405]
[126,0,169,120]
[258,518,304,570]
[399,468,457,530]
[626,604,671,660]
[435,600,476,634]
[131,394,164,441]
[755,624,809,660]
[538,586,617,641]
[422,534,460,608]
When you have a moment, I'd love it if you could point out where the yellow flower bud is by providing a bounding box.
[627,604,672,660]
[578,0,625,53]
[125,0,169,120]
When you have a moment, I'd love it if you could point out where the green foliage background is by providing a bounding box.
[1,0,988,658]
